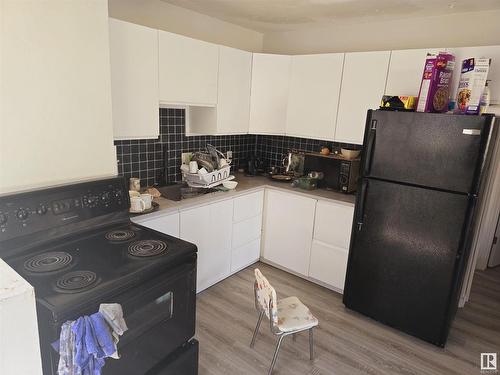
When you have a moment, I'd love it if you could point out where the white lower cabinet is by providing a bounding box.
[180,200,233,293]
[308,200,354,292]
[231,238,261,273]
[132,212,180,237]
[309,241,349,292]
[231,191,264,273]
[262,190,316,276]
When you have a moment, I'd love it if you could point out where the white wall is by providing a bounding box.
[108,0,264,52]
[0,0,118,194]
[263,9,500,54]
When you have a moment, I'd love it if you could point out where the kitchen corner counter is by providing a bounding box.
[132,173,356,222]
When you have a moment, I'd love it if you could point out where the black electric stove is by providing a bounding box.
[0,177,198,375]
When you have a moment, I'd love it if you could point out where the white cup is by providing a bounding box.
[140,193,153,210]
[189,161,198,174]
[130,196,146,212]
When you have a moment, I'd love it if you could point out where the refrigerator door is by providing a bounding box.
[362,110,493,193]
[343,178,472,346]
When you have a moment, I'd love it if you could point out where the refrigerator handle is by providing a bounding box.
[363,119,377,175]
[356,179,369,231]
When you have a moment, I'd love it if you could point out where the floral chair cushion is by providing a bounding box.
[254,269,278,326]
[276,296,319,332]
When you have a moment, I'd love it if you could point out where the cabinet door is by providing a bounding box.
[262,190,316,275]
[249,54,291,135]
[335,51,391,145]
[180,205,210,292]
[385,48,442,97]
[309,240,348,291]
[206,199,233,287]
[314,200,354,249]
[217,46,252,134]
[447,45,500,105]
[109,18,159,140]
[132,213,180,238]
[159,31,219,106]
[286,53,344,141]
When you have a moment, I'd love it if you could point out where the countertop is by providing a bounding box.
[132,173,356,222]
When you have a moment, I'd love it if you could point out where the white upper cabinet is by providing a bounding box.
[249,53,291,135]
[446,45,500,105]
[109,18,159,140]
[335,51,391,145]
[188,46,252,135]
[385,48,442,97]
[286,53,344,141]
[159,31,219,106]
[217,46,252,134]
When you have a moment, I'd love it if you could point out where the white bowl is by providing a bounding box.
[222,181,238,190]
[341,148,361,160]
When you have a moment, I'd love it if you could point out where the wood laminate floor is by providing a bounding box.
[195,263,500,375]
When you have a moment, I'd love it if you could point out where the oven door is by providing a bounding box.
[103,256,197,375]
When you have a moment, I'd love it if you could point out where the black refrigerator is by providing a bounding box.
[343,110,496,347]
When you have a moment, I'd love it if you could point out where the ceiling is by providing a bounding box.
[161,0,500,32]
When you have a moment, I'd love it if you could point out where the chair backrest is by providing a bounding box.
[254,269,278,327]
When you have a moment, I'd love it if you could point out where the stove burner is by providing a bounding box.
[105,229,136,242]
[24,252,73,273]
[128,240,167,257]
[55,271,98,292]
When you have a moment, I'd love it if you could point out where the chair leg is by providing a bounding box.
[269,335,285,375]
[309,328,314,360]
[250,311,264,348]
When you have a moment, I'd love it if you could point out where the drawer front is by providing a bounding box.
[308,240,348,291]
[233,191,264,223]
[135,213,180,237]
[314,200,354,249]
[232,215,262,249]
[231,238,261,272]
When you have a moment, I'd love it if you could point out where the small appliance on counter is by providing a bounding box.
[246,155,264,176]
[303,152,360,193]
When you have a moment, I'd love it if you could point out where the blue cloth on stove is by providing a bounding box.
[72,313,116,375]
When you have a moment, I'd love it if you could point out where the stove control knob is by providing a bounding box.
[0,212,7,225]
[16,208,29,221]
[37,205,48,215]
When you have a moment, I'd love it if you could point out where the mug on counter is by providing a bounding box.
[129,178,141,192]
[130,196,146,212]
[140,193,153,210]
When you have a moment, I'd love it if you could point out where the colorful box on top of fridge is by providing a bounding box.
[455,57,491,115]
[416,52,455,113]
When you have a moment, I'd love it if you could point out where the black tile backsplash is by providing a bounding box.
[115,108,362,187]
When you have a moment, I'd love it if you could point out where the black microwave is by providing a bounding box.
[304,153,360,193]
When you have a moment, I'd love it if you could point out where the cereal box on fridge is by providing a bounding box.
[455,57,491,115]
[416,52,455,113]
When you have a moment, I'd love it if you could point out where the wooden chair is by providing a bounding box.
[250,268,319,374]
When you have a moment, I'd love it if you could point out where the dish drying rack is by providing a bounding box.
[183,165,234,188]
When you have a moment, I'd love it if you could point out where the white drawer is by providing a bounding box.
[308,240,348,291]
[133,213,180,238]
[231,238,260,273]
[232,215,262,249]
[233,190,264,223]
[314,200,354,249]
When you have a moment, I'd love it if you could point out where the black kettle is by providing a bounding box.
[247,156,263,176]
